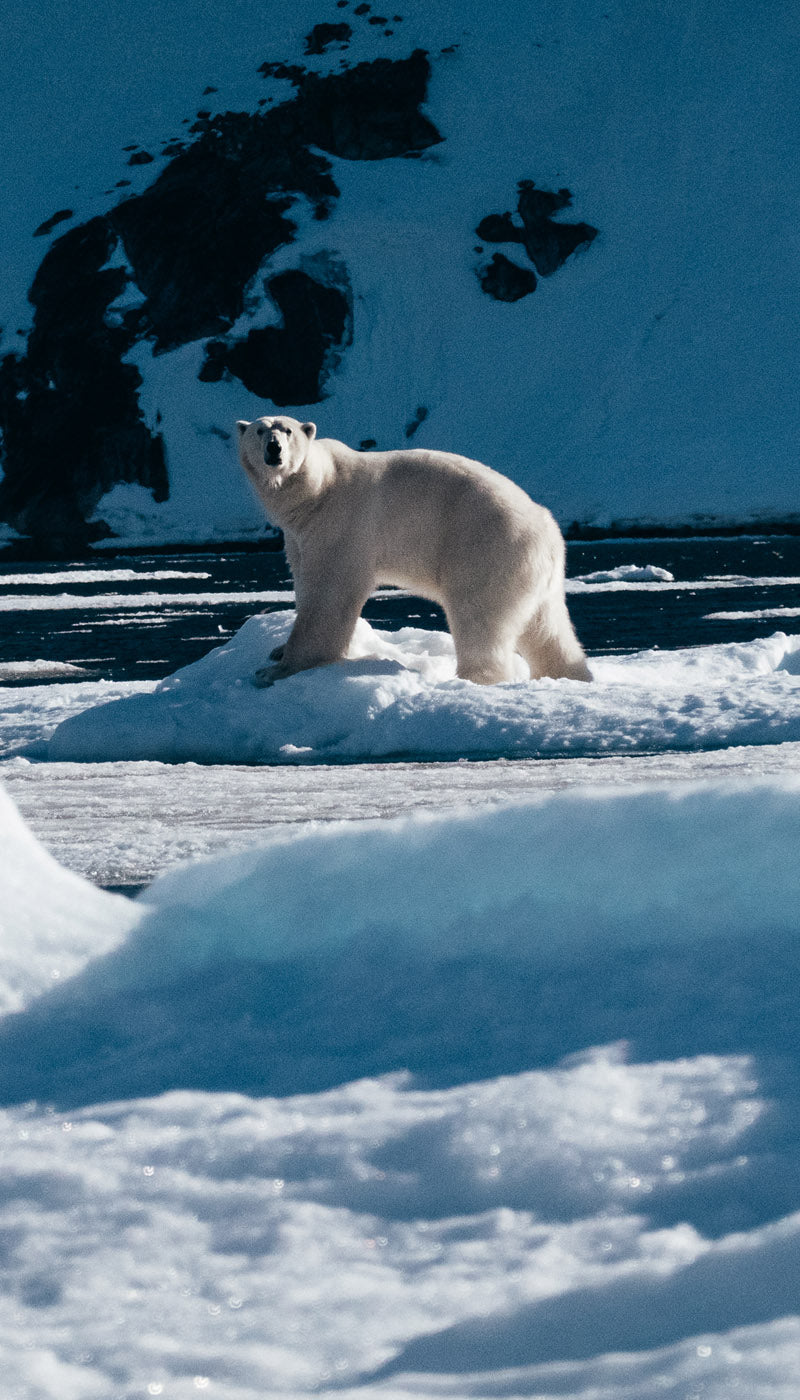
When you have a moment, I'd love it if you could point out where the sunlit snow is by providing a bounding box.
[43,613,800,763]
[2,774,800,1397]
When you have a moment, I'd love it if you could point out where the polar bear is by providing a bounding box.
[236,415,591,686]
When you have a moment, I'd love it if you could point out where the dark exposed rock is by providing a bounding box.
[0,218,167,547]
[258,61,307,85]
[1,48,441,547]
[517,180,598,276]
[476,179,598,282]
[404,404,428,437]
[478,253,537,302]
[127,150,155,166]
[110,118,331,350]
[475,211,520,243]
[296,50,440,159]
[110,53,439,350]
[305,22,352,53]
[199,262,353,405]
[33,209,74,237]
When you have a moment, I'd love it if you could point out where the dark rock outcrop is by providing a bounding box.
[0,218,167,551]
[0,48,441,549]
[478,254,537,303]
[304,22,352,53]
[296,49,440,159]
[33,209,74,238]
[200,260,353,404]
[476,180,597,300]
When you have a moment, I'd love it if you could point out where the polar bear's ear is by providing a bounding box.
[301,422,317,441]
[236,420,250,437]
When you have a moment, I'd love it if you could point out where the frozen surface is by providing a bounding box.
[572,563,675,583]
[0,785,140,1015]
[707,606,800,621]
[0,659,92,683]
[5,742,800,890]
[3,556,800,1397]
[2,777,800,1395]
[0,589,291,611]
[0,568,212,585]
[44,613,800,764]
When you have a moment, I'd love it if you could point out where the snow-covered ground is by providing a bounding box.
[2,764,800,1397]
[3,552,800,1397]
[35,613,800,764]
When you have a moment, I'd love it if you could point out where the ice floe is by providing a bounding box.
[45,614,800,764]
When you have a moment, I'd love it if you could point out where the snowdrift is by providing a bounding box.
[5,1052,798,1400]
[3,771,800,1103]
[47,613,800,763]
[3,776,800,1394]
[0,784,141,1015]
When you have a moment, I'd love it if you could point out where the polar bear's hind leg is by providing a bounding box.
[446,606,521,684]
[516,595,592,681]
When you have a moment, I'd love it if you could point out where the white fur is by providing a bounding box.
[237,416,591,686]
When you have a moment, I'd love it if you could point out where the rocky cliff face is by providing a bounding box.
[0,16,600,553]
[0,43,449,550]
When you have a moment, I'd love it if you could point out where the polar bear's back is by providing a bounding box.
[317,438,564,597]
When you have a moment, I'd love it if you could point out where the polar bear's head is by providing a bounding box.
[236,416,317,491]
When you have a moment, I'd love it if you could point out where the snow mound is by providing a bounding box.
[0,659,90,682]
[0,784,142,1015]
[4,773,800,1104]
[46,613,800,764]
[113,776,800,976]
[3,775,800,1400]
[573,563,676,583]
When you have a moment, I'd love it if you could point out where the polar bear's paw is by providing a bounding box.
[253,663,283,688]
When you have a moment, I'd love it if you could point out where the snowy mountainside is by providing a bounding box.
[1,0,798,550]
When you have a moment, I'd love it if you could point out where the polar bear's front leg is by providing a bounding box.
[254,557,373,685]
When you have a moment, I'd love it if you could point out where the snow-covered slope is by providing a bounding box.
[1,0,798,548]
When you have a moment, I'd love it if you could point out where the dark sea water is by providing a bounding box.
[1,536,800,684]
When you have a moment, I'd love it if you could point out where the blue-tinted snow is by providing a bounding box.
[1,775,800,1395]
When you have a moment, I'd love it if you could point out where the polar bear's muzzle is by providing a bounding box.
[264,437,282,466]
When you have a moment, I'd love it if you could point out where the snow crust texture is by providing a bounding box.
[46,613,800,763]
[2,772,800,1396]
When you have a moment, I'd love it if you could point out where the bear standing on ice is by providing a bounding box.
[236,416,591,686]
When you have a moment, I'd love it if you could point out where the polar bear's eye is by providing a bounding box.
[256,426,265,436]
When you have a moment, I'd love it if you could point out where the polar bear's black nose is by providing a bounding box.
[265,440,281,465]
